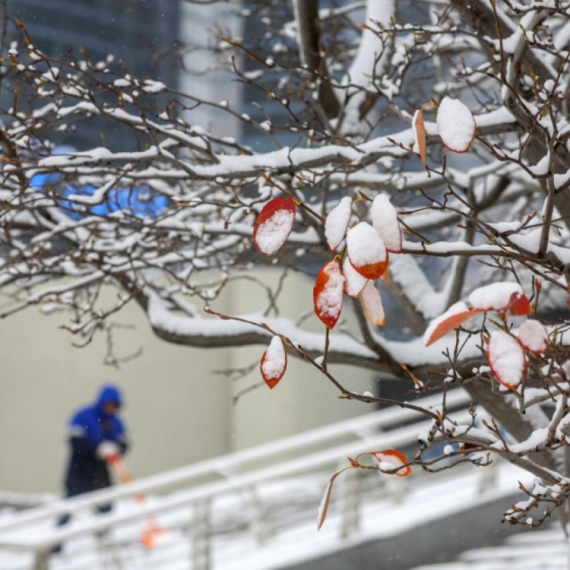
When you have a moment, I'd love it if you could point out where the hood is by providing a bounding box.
[96,384,123,409]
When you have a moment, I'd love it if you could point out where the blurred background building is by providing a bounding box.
[1,0,376,495]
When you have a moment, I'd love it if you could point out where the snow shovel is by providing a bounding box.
[110,457,169,549]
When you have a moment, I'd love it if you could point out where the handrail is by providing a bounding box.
[0,389,470,534]
[0,405,473,553]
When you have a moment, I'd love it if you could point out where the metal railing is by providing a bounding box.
[0,389,473,570]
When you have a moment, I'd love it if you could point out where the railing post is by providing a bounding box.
[246,485,273,545]
[340,467,361,539]
[33,549,50,570]
[192,498,212,570]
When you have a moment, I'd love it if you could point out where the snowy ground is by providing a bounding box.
[413,526,570,570]
[0,459,541,570]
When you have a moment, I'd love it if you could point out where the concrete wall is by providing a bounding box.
[0,269,375,495]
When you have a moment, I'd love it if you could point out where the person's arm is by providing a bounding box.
[67,411,100,457]
[110,417,129,456]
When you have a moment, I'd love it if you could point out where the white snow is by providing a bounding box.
[324,197,352,251]
[436,97,476,153]
[254,208,295,256]
[346,222,387,274]
[517,320,549,354]
[342,257,368,298]
[314,261,345,326]
[468,282,523,312]
[488,331,526,390]
[370,194,402,253]
[261,336,287,381]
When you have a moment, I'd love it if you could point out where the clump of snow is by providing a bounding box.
[261,336,287,380]
[488,330,527,390]
[346,222,387,273]
[518,320,549,354]
[370,194,402,253]
[315,261,345,323]
[436,97,476,153]
[469,282,523,311]
[343,257,368,297]
[254,209,295,255]
[324,197,352,251]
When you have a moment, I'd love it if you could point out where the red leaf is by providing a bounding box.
[518,320,549,354]
[508,292,532,316]
[371,449,412,477]
[487,330,527,390]
[424,303,483,347]
[253,198,296,256]
[261,336,287,389]
[313,259,345,329]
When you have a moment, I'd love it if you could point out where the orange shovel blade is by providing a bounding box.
[141,522,169,549]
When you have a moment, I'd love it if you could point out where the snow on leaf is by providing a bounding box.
[346,222,388,280]
[343,256,368,297]
[371,449,412,477]
[518,320,549,354]
[469,282,530,315]
[436,97,476,153]
[424,302,482,347]
[253,197,296,255]
[325,196,352,251]
[488,330,527,390]
[413,107,427,169]
[260,336,287,389]
[313,259,345,329]
[360,281,385,326]
[370,194,402,253]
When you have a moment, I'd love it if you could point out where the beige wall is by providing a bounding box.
[0,270,374,494]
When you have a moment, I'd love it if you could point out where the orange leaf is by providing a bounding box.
[253,197,296,256]
[424,303,483,347]
[371,449,412,477]
[260,336,287,389]
[382,259,390,286]
[313,259,345,329]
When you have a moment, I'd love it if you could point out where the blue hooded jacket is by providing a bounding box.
[64,384,128,496]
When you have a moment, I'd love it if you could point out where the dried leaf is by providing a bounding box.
[413,107,427,169]
[360,281,385,326]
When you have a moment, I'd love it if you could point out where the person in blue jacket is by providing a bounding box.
[64,383,129,503]
[53,384,129,552]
